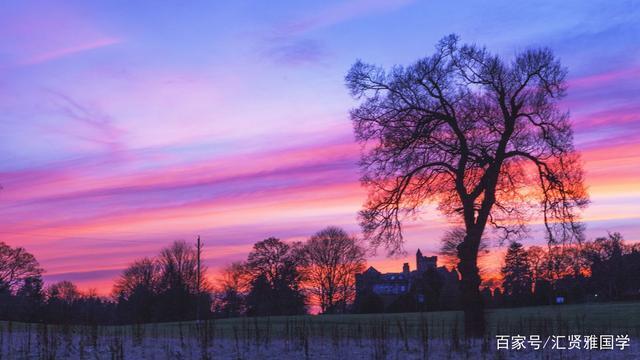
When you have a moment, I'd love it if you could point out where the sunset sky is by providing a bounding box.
[1,1,638,293]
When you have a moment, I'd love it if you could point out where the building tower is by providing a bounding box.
[416,249,426,272]
[416,249,437,272]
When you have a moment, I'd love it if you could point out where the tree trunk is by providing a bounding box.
[457,235,485,338]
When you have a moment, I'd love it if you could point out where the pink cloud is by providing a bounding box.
[0,3,121,68]
[3,127,638,294]
[21,37,121,65]
[567,66,640,90]
[574,105,639,128]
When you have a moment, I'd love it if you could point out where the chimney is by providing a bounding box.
[403,262,410,275]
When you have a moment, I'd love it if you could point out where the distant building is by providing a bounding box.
[355,249,460,312]
[416,249,437,272]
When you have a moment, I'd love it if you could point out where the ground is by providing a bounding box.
[1,302,638,359]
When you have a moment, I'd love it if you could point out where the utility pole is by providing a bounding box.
[196,235,202,323]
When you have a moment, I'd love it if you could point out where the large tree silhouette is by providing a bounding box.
[298,226,366,314]
[0,242,43,293]
[346,35,588,336]
[113,257,159,323]
[245,238,306,316]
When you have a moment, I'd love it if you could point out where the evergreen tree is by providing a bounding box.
[16,276,45,321]
[501,242,533,306]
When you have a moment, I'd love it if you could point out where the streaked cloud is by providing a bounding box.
[0,0,637,293]
[20,37,121,66]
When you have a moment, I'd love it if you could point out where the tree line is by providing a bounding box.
[212,227,366,317]
[0,240,209,324]
[1,230,638,325]
[493,232,640,307]
[0,226,366,324]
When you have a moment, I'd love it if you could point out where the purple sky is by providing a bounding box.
[0,0,638,292]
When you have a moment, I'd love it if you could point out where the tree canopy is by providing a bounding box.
[346,34,588,253]
[346,34,588,336]
[0,241,43,293]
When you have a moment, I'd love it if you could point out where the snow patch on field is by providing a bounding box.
[0,327,637,359]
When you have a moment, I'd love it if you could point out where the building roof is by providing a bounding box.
[363,266,380,275]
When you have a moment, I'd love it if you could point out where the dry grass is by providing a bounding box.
[0,302,638,359]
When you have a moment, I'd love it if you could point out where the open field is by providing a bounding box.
[184,302,640,338]
[1,302,638,359]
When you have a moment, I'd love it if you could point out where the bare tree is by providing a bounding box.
[0,242,43,293]
[245,237,307,316]
[346,34,588,335]
[158,240,209,293]
[299,227,367,314]
[113,257,160,299]
[246,237,294,286]
[47,280,80,303]
[218,262,250,294]
[526,245,547,285]
[440,227,488,267]
[213,262,250,317]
